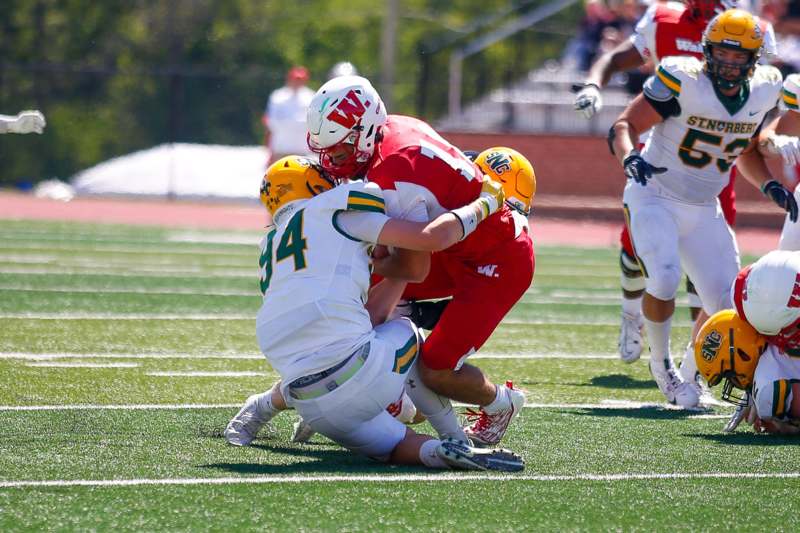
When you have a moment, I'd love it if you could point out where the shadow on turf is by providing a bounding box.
[687,432,799,446]
[200,445,430,475]
[568,407,702,420]
[589,374,654,390]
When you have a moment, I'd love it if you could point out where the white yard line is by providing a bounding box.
[146,371,267,377]
[0,400,726,413]
[25,362,139,368]
[1,471,798,489]
[0,313,253,320]
[0,351,623,361]
[0,286,254,297]
[0,403,240,411]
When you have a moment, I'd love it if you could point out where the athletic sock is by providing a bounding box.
[253,390,279,420]
[622,295,643,317]
[644,315,672,369]
[482,384,509,414]
[405,366,468,442]
[419,439,448,469]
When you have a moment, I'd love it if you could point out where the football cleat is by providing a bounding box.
[618,312,644,363]
[463,381,525,446]
[436,438,525,472]
[224,393,274,446]
[291,419,316,443]
[649,357,700,408]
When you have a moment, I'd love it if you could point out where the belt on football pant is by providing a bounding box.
[288,342,370,401]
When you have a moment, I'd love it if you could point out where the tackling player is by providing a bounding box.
[695,252,800,435]
[226,155,524,471]
[610,9,795,408]
[306,76,535,445]
[0,110,45,134]
[574,0,778,365]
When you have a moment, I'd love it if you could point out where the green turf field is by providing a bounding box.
[0,219,796,531]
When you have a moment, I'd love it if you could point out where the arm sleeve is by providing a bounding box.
[333,211,391,243]
[643,73,681,119]
[782,74,800,112]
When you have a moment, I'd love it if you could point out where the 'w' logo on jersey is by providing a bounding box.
[787,274,800,308]
[477,264,498,278]
[675,38,701,53]
[326,89,371,128]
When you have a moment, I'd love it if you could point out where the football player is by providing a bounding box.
[610,9,795,408]
[0,110,45,134]
[754,73,800,250]
[225,155,525,471]
[695,283,800,435]
[574,0,778,365]
[306,76,535,445]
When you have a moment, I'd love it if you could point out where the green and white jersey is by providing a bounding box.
[255,181,388,385]
[642,56,782,204]
[781,73,800,112]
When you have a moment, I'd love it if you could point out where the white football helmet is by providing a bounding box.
[306,75,387,178]
[733,251,800,350]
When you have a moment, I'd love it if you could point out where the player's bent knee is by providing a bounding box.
[644,263,681,301]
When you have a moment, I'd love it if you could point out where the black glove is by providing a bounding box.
[623,152,667,186]
[763,180,799,223]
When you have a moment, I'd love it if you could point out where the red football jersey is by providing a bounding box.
[365,114,518,258]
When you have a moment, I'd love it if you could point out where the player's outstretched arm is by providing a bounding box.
[0,110,46,134]
[737,142,799,222]
[758,112,800,166]
[575,41,644,119]
[610,94,666,185]
[376,178,504,252]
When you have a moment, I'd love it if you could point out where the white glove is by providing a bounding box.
[8,110,46,134]
[764,133,800,166]
[573,84,603,119]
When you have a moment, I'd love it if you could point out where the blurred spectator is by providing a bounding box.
[760,0,800,74]
[567,0,648,72]
[263,66,314,165]
[327,61,359,80]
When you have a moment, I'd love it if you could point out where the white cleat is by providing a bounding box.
[649,357,700,408]
[436,438,524,472]
[291,419,316,443]
[678,352,715,406]
[224,394,273,446]
[464,381,525,447]
[618,312,644,363]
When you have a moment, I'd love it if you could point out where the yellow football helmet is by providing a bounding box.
[702,8,763,90]
[474,147,536,215]
[694,309,769,406]
[260,156,335,217]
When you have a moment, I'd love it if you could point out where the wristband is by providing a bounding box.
[451,204,481,241]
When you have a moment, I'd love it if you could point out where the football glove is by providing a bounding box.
[478,176,505,217]
[762,179,799,223]
[763,133,800,166]
[573,83,602,119]
[723,391,750,433]
[8,110,46,134]
[623,152,667,186]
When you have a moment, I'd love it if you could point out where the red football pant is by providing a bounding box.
[403,231,535,370]
[620,168,737,256]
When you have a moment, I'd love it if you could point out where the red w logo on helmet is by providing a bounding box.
[788,273,800,308]
[326,89,371,128]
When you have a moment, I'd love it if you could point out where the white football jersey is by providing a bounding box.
[752,344,800,420]
[641,56,782,203]
[781,73,800,112]
[255,181,388,386]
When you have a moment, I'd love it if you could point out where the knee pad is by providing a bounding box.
[619,249,645,292]
[645,262,682,301]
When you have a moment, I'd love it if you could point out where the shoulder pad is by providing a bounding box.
[655,56,701,97]
[783,74,800,111]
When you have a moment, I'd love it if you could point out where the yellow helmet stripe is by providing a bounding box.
[657,66,681,97]
[783,88,799,110]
